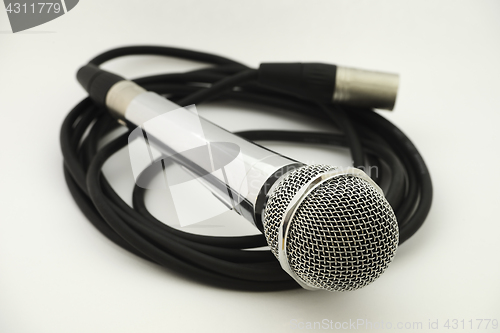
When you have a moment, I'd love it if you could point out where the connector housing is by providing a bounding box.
[333,66,399,110]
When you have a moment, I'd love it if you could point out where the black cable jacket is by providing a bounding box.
[60,45,433,290]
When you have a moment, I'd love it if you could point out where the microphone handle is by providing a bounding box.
[108,80,302,227]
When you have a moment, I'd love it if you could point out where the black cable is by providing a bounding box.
[60,45,433,291]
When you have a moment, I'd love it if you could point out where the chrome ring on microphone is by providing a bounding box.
[277,167,385,290]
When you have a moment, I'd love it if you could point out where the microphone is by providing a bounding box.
[77,64,399,291]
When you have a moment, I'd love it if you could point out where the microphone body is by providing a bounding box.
[110,80,302,227]
[77,65,399,291]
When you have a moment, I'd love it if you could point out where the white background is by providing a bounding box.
[1,1,500,332]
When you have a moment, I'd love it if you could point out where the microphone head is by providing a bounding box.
[263,165,398,291]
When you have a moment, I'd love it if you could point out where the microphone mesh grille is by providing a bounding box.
[263,165,398,291]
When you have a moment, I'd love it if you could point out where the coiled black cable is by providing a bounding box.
[60,46,432,291]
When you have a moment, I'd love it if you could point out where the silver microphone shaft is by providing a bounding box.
[106,80,302,226]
